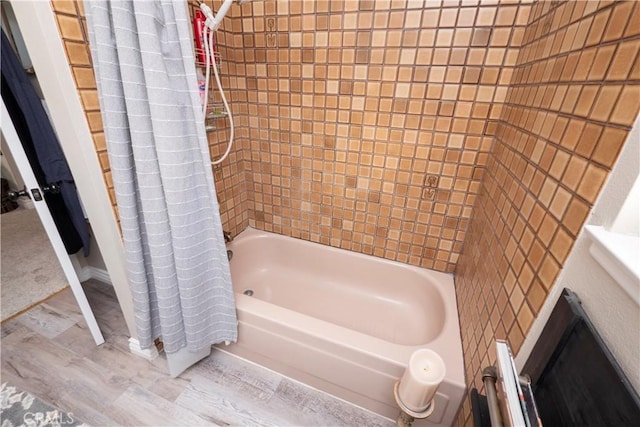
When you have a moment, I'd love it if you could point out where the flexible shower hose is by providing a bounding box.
[202,24,234,165]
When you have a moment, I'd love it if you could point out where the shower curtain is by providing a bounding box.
[85,1,237,361]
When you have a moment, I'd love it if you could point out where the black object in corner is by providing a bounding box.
[470,388,491,427]
[523,288,640,426]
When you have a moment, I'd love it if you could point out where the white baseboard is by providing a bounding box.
[87,266,112,284]
[76,266,92,282]
[128,337,160,360]
[77,266,112,284]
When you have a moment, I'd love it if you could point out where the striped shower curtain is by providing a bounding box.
[85,1,237,359]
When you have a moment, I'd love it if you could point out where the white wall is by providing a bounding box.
[516,117,640,393]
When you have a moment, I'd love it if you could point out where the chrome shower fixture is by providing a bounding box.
[199,0,248,31]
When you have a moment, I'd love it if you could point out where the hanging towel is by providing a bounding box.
[1,30,90,256]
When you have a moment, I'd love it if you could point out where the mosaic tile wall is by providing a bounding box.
[454,1,640,425]
[50,0,534,273]
[225,0,533,272]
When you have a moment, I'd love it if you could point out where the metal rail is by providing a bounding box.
[482,366,503,427]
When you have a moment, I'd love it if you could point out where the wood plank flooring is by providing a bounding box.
[1,280,395,427]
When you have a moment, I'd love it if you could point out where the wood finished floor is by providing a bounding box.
[0,280,395,427]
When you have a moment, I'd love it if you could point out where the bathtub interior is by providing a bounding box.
[229,229,448,346]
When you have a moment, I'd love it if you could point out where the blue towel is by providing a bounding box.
[1,30,90,256]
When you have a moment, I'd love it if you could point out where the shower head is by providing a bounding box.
[200,0,247,31]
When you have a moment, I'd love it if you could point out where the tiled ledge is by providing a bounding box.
[585,225,640,306]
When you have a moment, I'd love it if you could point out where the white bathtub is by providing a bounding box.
[222,227,466,426]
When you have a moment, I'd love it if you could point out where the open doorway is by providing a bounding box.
[1,1,103,345]
[0,6,72,321]
[2,0,138,349]
[1,143,70,321]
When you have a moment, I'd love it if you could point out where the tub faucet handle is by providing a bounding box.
[223,231,233,243]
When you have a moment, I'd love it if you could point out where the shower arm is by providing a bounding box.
[199,0,234,31]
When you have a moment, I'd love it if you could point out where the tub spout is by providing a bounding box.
[223,231,233,243]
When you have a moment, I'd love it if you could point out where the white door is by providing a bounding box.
[1,101,104,346]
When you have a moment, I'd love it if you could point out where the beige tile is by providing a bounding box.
[606,40,640,81]
[51,0,77,15]
[55,13,84,41]
[591,127,628,168]
[72,67,97,89]
[589,45,617,80]
[602,1,634,43]
[624,3,640,38]
[585,8,610,46]
[590,85,623,123]
[576,164,608,204]
[79,89,100,111]
[65,41,91,66]
[610,85,640,126]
